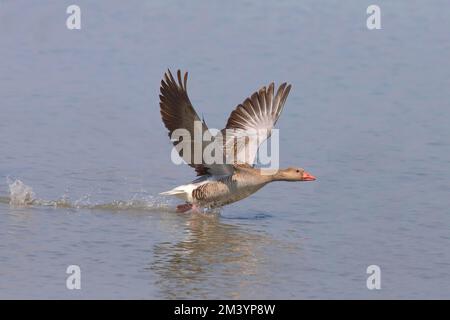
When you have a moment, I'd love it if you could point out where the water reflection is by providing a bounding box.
[149,214,272,299]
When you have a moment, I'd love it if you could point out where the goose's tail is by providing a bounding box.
[160,184,196,202]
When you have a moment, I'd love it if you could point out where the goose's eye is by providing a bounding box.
[296,170,300,173]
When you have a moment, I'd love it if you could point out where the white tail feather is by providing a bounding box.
[160,184,197,202]
[160,180,210,203]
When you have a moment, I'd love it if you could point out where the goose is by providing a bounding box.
[159,70,316,213]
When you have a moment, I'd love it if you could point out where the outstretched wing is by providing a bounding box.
[221,82,291,165]
[159,69,233,176]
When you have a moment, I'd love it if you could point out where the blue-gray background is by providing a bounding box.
[0,0,449,299]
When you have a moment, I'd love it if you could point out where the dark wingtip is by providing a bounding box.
[163,69,189,91]
[184,71,188,90]
[166,69,176,84]
[285,83,292,94]
[177,70,184,89]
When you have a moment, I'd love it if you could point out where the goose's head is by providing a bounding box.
[273,167,316,182]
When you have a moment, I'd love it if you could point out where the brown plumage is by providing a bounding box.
[159,70,211,176]
[226,82,291,130]
[158,69,316,212]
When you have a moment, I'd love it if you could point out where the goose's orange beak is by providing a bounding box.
[302,171,316,181]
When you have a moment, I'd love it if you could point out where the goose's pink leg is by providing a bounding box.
[190,204,203,214]
[176,203,204,213]
[176,203,193,213]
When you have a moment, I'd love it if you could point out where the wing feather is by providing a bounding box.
[222,82,292,165]
[159,69,233,176]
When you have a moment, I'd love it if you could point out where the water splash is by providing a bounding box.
[0,178,212,214]
[7,179,35,206]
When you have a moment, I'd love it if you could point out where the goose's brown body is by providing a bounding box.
[192,165,269,208]
[158,70,316,211]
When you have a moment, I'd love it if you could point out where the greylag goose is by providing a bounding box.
[159,70,316,213]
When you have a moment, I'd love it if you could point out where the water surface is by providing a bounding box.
[1,0,450,299]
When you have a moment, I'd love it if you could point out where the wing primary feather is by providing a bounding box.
[183,72,188,90]
[223,81,292,165]
[159,69,234,177]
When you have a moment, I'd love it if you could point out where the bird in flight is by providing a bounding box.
[159,70,316,213]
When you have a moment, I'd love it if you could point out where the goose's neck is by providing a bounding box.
[269,170,289,182]
[253,169,287,183]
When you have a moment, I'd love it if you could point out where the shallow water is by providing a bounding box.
[1,1,450,299]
